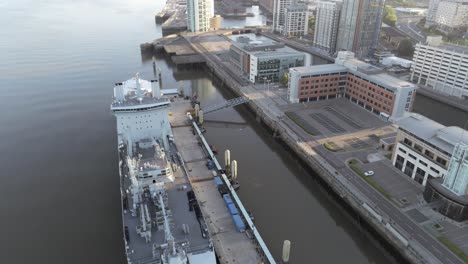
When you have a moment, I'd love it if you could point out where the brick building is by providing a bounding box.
[288,51,416,119]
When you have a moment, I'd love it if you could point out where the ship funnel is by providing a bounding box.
[194,104,200,117]
[151,79,160,99]
[198,110,204,125]
[115,83,125,102]
[135,73,143,101]
[282,240,291,263]
[225,149,231,169]
[231,160,237,182]
[152,56,157,78]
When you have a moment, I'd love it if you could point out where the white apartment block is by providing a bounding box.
[313,0,342,54]
[187,0,214,32]
[392,113,468,186]
[283,3,309,36]
[410,36,468,98]
[426,0,441,27]
[273,0,292,33]
[434,0,468,32]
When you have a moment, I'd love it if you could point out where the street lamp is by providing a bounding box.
[267,79,271,94]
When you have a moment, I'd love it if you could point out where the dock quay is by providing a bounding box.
[144,29,468,264]
[168,100,275,264]
[155,0,179,23]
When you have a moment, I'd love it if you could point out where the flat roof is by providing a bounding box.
[395,112,468,154]
[290,64,347,75]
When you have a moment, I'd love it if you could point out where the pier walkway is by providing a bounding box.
[169,100,274,264]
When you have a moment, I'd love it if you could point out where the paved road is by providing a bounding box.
[397,20,426,42]
[260,32,334,63]
[314,144,464,264]
[182,30,465,264]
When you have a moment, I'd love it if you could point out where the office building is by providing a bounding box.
[435,0,468,33]
[444,143,468,195]
[336,0,384,58]
[313,0,342,54]
[283,2,309,36]
[187,0,214,32]
[392,113,452,185]
[273,0,292,33]
[288,51,416,119]
[411,36,468,98]
[424,142,468,222]
[229,36,305,83]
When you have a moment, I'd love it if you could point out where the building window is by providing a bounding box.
[404,161,415,177]
[436,157,447,167]
[398,147,407,154]
[430,167,440,174]
[419,160,428,166]
[425,150,434,159]
[414,144,423,153]
[403,138,412,146]
[409,153,417,160]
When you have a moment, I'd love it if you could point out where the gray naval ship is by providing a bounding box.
[111,74,216,264]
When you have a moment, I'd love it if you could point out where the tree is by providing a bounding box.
[383,6,397,27]
[280,72,289,87]
[308,15,315,31]
[397,38,415,57]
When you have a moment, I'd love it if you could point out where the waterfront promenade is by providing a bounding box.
[170,29,467,264]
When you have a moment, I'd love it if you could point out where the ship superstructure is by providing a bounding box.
[111,74,216,264]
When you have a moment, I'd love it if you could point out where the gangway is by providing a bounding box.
[203,97,250,114]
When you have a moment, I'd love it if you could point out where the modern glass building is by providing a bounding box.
[444,143,468,195]
[336,0,384,58]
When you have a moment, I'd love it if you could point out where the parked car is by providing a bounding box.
[364,171,375,176]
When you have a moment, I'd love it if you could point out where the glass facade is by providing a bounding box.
[443,143,468,195]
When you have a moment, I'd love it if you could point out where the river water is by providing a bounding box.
[1,1,466,263]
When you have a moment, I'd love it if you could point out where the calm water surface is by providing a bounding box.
[1,0,464,263]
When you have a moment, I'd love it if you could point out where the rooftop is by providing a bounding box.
[290,64,347,75]
[231,37,304,57]
[395,112,468,154]
[111,76,171,109]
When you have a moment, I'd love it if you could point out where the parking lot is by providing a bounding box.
[357,160,423,207]
[281,98,387,139]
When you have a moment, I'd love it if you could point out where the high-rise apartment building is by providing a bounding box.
[336,0,384,58]
[313,0,342,54]
[187,0,214,32]
[426,0,441,27]
[434,0,468,33]
[426,0,468,32]
[273,0,292,33]
[283,2,309,36]
[411,36,468,98]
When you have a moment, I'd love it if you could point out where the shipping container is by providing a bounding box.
[223,194,233,205]
[213,176,223,187]
[227,203,239,215]
[232,214,246,232]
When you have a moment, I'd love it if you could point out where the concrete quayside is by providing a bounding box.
[142,28,468,264]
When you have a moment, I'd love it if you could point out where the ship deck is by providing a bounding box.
[121,151,213,263]
[169,99,262,264]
